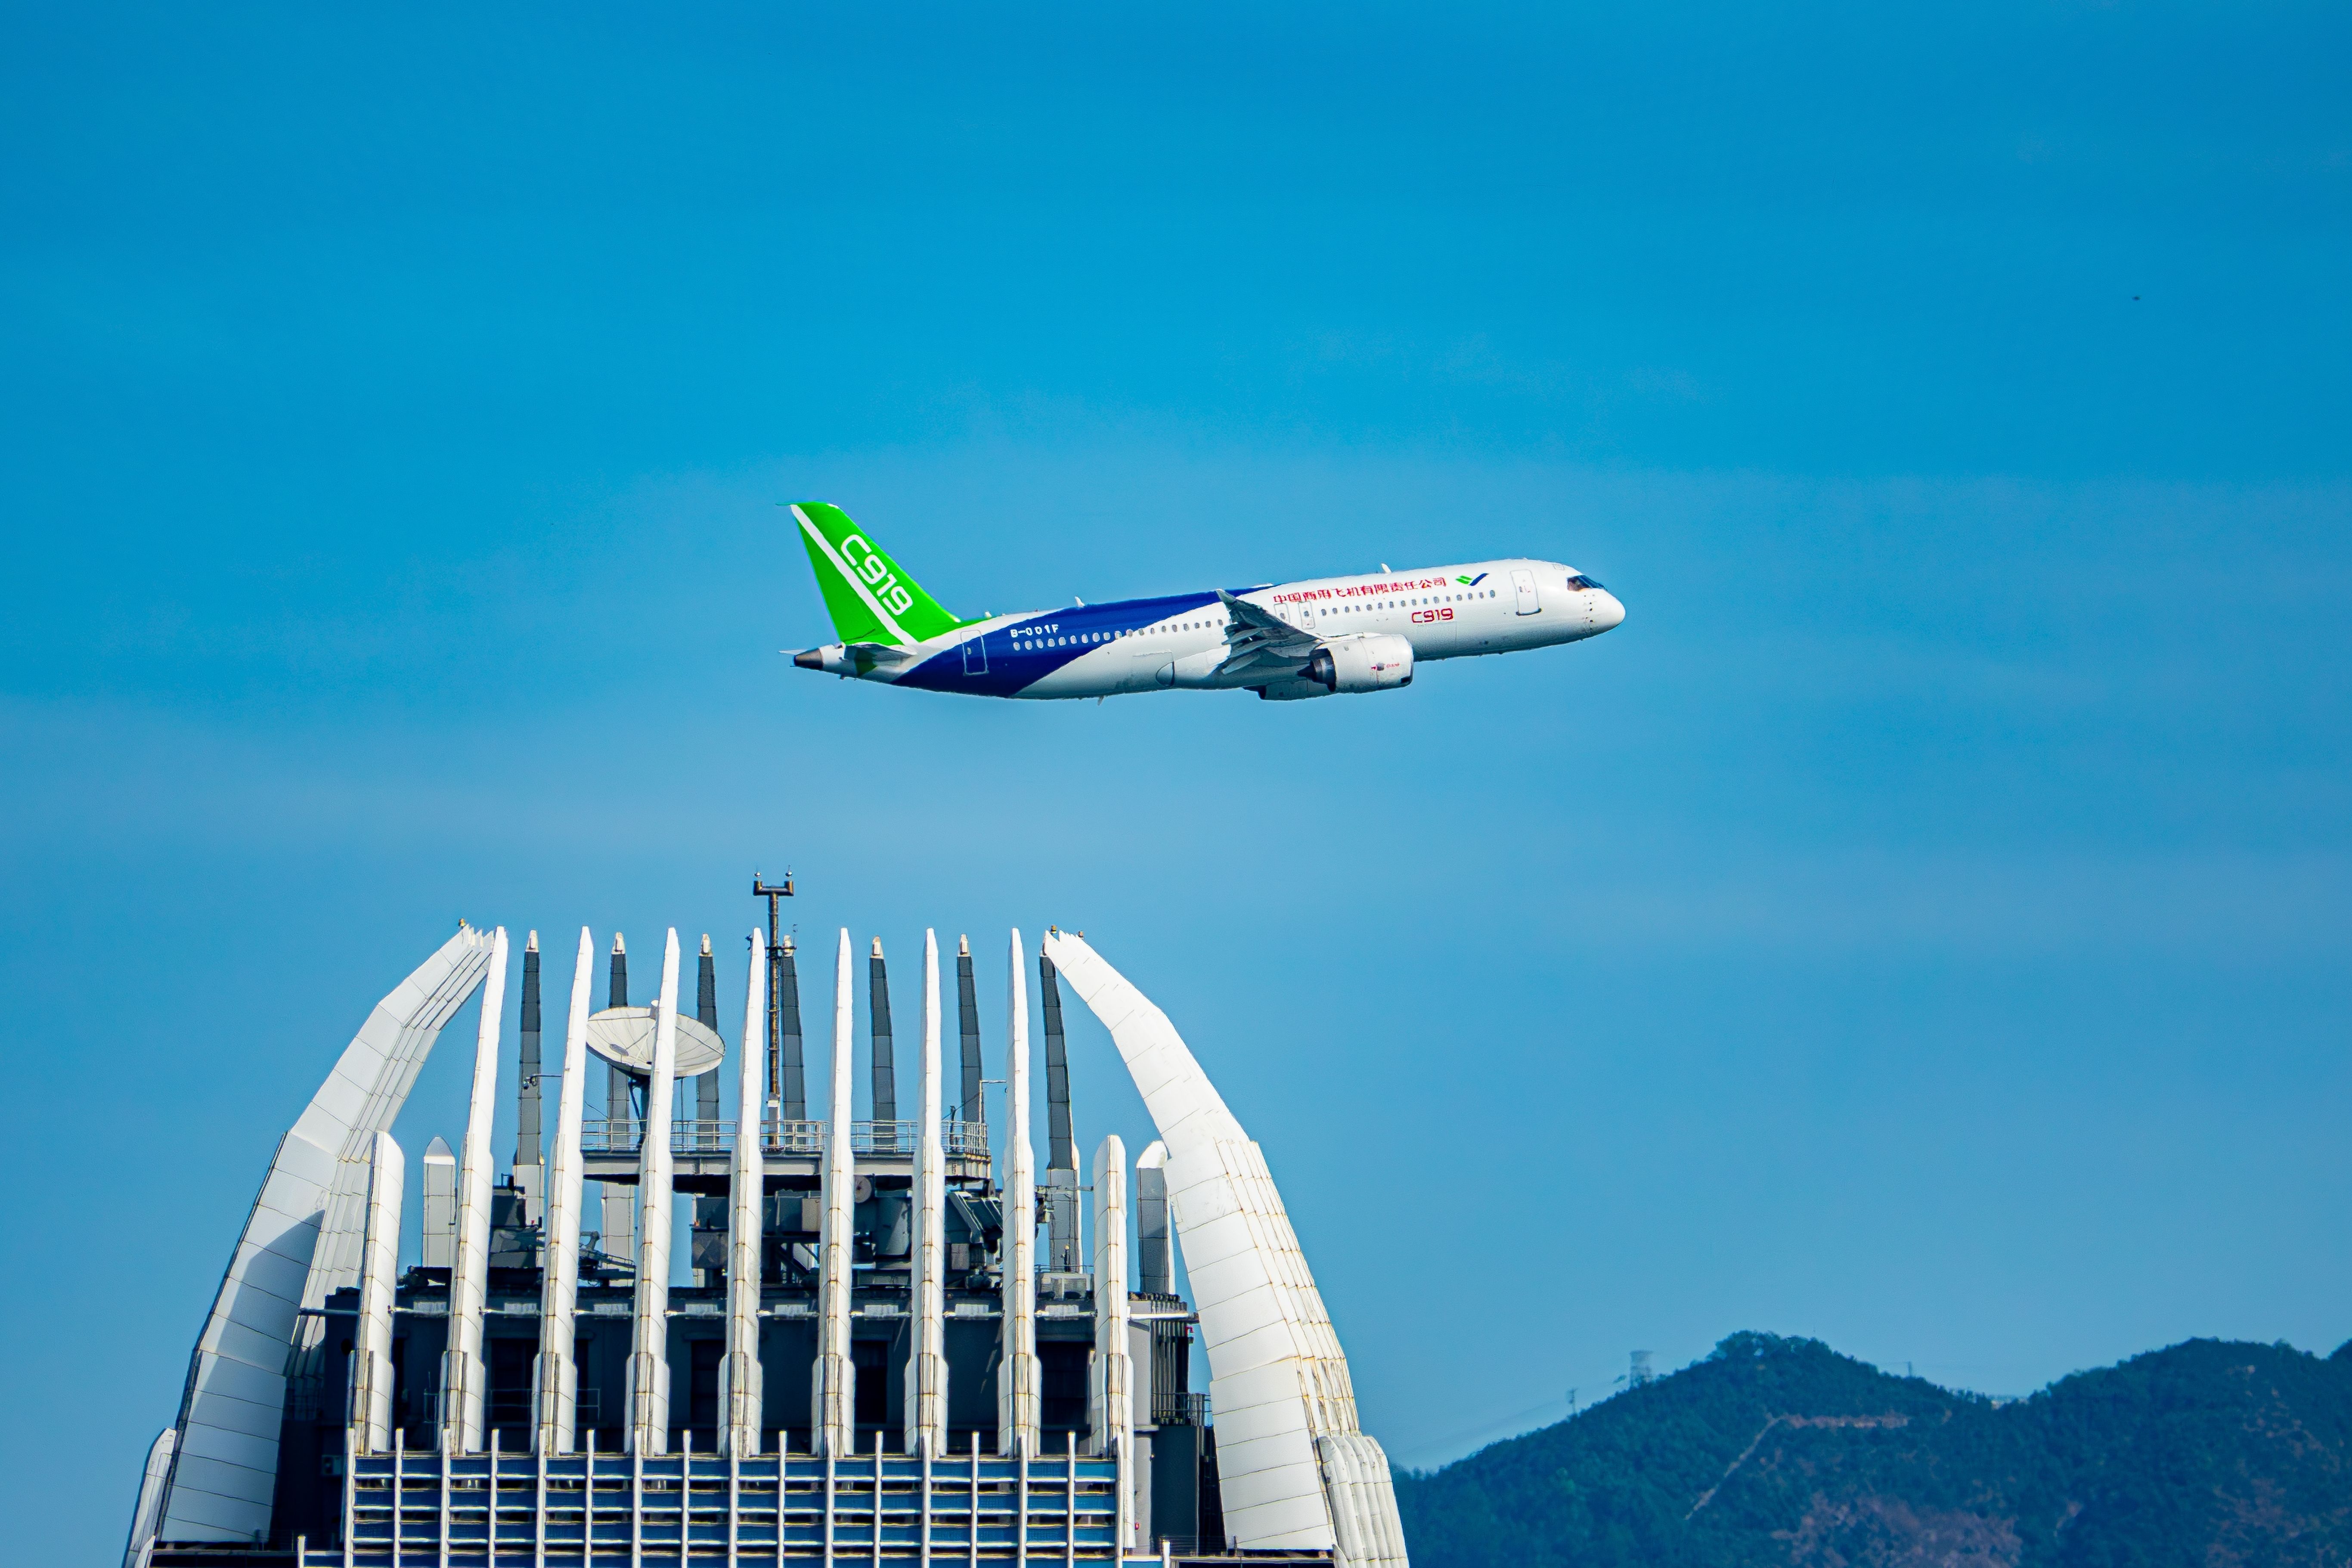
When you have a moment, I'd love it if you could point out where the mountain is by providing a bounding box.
[1393,1331,2352,1568]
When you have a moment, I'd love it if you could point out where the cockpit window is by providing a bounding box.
[1566,574,1604,590]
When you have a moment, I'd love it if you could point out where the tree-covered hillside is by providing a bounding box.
[1394,1331,2352,1568]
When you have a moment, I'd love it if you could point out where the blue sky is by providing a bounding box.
[4,3,2348,1557]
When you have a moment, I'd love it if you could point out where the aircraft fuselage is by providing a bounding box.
[793,558,1626,700]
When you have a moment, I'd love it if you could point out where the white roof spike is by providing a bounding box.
[700,933,713,956]
[612,933,626,954]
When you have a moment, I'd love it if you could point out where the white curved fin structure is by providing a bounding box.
[350,1132,405,1454]
[721,927,769,1456]
[1091,1135,1137,1553]
[996,930,1041,1456]
[626,930,682,1455]
[1041,931,1408,1568]
[120,1427,175,1568]
[812,930,857,1456]
[154,924,494,1544]
[533,929,598,1455]
[905,931,950,1454]
[443,926,510,1454]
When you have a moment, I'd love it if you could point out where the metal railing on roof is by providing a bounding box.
[579,1118,988,1158]
[1152,1392,1210,1427]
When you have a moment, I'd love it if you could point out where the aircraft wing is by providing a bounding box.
[1213,590,1319,682]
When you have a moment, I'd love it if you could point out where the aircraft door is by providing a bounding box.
[962,634,988,676]
[1511,568,1540,615]
[1296,603,1316,631]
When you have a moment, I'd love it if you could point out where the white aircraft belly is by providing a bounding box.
[1021,647,1132,698]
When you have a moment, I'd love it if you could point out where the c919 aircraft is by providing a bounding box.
[787,502,1625,701]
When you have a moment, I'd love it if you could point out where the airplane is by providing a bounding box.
[785,501,1625,701]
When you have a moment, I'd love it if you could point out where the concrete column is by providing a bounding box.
[625,930,682,1456]
[350,1132,404,1454]
[1093,1134,1137,1556]
[533,929,597,1455]
[721,928,769,1457]
[1135,1141,1172,1296]
[996,930,1041,1457]
[441,926,510,1454]
[812,930,857,1457]
[1089,1137,1131,1461]
[905,932,949,1456]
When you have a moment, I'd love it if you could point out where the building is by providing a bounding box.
[123,919,1408,1568]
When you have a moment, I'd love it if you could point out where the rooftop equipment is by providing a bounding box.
[123,913,1404,1568]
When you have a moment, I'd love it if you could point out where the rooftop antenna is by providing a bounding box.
[1039,940,1081,1272]
[514,931,543,1222]
[752,872,795,1113]
[955,935,983,1125]
[607,933,632,1120]
[695,934,720,1147]
[869,936,896,1125]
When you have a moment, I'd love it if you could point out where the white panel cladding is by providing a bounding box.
[350,1132,405,1453]
[904,932,950,1454]
[721,927,769,1457]
[812,929,857,1456]
[420,1139,456,1268]
[1320,1432,1413,1568]
[172,1422,278,1474]
[996,929,1041,1456]
[1041,932,1410,1568]
[533,929,597,1454]
[442,926,510,1455]
[299,931,499,1309]
[1135,1140,1172,1295]
[120,1428,175,1568]
[625,930,682,1455]
[1089,1135,1132,1460]
[156,925,493,1546]
[1091,1135,1136,1555]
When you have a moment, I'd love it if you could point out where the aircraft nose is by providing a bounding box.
[1593,590,1626,632]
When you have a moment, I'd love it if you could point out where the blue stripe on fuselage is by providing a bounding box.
[893,590,1228,697]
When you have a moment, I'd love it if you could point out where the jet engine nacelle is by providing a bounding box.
[1303,634,1415,694]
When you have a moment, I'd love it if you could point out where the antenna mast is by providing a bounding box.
[753,872,795,1112]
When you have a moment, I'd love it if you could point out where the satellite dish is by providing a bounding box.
[584,1006,726,1077]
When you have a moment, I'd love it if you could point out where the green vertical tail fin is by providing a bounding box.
[787,502,963,646]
